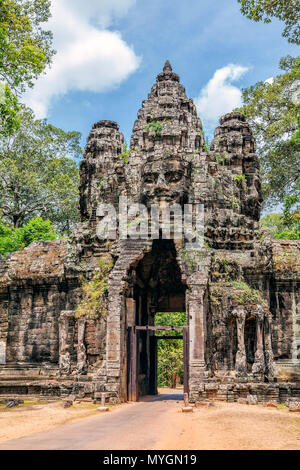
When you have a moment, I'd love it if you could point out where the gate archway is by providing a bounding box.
[125,239,188,401]
[127,325,189,401]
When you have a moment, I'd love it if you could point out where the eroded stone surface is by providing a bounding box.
[0,62,299,404]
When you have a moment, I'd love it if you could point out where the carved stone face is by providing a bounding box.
[231,307,246,320]
[141,158,190,207]
[255,304,265,319]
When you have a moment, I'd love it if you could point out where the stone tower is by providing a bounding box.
[0,62,299,405]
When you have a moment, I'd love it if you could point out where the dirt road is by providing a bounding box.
[0,390,299,450]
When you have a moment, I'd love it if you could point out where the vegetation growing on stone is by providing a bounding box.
[273,247,300,274]
[179,247,198,273]
[75,255,113,319]
[202,136,210,152]
[234,174,247,187]
[231,196,238,209]
[210,280,266,307]
[214,153,228,166]
[144,120,163,137]
[212,256,241,282]
[118,142,132,164]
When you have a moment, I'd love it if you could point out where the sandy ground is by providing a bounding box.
[0,400,104,443]
[0,390,299,450]
[159,401,300,450]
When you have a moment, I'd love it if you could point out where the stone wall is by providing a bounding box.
[0,61,299,404]
[270,240,300,378]
[0,240,108,373]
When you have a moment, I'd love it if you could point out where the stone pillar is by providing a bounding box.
[252,306,265,375]
[188,285,206,365]
[58,311,74,375]
[264,311,274,377]
[291,282,300,365]
[0,340,6,364]
[106,239,152,403]
[0,301,8,365]
[126,298,136,327]
[106,284,124,402]
[77,319,87,374]
[186,272,208,401]
[234,307,247,376]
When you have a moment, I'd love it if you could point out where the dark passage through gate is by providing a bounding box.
[127,325,189,401]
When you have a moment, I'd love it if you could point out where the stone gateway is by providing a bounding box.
[0,62,299,404]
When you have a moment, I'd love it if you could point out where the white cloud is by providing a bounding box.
[265,77,274,85]
[24,0,140,117]
[60,0,136,29]
[194,64,249,129]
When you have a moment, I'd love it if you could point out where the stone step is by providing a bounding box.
[0,363,59,369]
[0,377,49,382]
[0,394,59,402]
[0,365,59,378]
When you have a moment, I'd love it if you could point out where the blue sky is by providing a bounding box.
[24,0,298,148]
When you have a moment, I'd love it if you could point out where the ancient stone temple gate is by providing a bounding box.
[127,325,189,401]
[0,62,299,404]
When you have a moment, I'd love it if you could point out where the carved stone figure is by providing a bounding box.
[59,311,74,376]
[232,307,247,376]
[0,61,299,404]
[77,319,87,375]
[252,305,266,375]
[141,157,191,207]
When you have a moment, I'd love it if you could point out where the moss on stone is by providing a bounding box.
[75,255,113,319]
[210,280,266,308]
[179,248,197,273]
[273,250,300,274]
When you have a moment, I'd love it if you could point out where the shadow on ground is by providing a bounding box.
[140,389,184,402]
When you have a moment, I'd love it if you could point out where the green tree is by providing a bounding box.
[155,312,186,388]
[238,0,300,44]
[275,178,300,239]
[0,217,23,254]
[238,56,300,208]
[0,84,20,136]
[0,215,58,256]
[0,0,55,135]
[0,106,81,233]
[261,182,300,240]
[260,212,286,235]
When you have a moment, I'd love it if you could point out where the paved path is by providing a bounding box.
[2,392,299,450]
[0,391,184,450]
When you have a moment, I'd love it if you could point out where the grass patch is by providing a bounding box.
[277,403,288,410]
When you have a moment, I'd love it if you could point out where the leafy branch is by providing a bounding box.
[118,142,132,164]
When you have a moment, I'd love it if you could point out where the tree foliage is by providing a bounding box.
[260,212,286,235]
[261,179,300,240]
[261,211,300,239]
[0,215,58,256]
[238,56,300,208]
[238,0,300,44]
[0,83,21,136]
[0,106,81,233]
[0,0,55,135]
[155,312,186,388]
[0,0,54,91]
